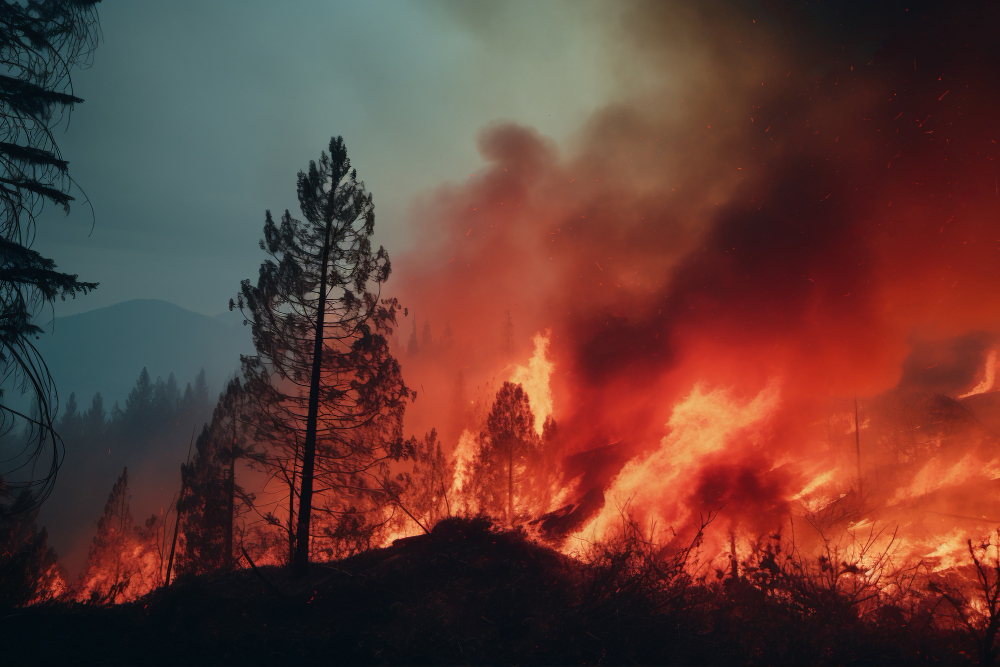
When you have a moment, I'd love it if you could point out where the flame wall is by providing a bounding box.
[391,1,1000,564]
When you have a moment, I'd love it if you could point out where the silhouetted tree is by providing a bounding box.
[123,367,153,433]
[441,322,454,351]
[0,0,100,520]
[407,311,419,356]
[468,382,540,526]
[0,508,64,609]
[178,377,252,575]
[193,368,209,407]
[153,371,179,420]
[233,136,410,575]
[81,391,104,441]
[58,391,79,430]
[383,429,453,532]
[177,368,211,419]
[421,319,433,352]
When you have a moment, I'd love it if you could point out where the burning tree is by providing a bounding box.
[466,382,541,526]
[378,429,454,534]
[76,468,165,604]
[232,136,410,575]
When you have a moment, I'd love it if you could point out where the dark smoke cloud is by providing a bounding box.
[393,0,1000,475]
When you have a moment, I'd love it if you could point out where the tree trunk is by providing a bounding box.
[226,419,236,571]
[854,396,862,494]
[508,446,514,527]
[165,427,196,586]
[294,218,334,576]
[288,435,298,565]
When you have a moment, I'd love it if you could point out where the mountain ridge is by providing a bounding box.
[34,298,253,411]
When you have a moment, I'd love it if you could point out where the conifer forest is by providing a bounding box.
[8,2,1000,665]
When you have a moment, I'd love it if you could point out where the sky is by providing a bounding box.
[35,0,620,317]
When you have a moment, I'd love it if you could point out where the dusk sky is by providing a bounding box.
[35,1,627,317]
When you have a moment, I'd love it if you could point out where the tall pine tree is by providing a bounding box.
[233,136,410,575]
[468,382,540,526]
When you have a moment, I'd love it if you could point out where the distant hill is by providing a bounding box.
[35,299,254,410]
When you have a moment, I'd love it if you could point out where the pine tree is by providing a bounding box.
[0,0,101,518]
[233,136,410,575]
[468,382,540,526]
[193,368,209,407]
[84,392,105,423]
[82,392,105,441]
[407,311,419,356]
[441,322,454,351]
[177,378,249,575]
[421,319,433,352]
[58,391,80,429]
[124,367,153,433]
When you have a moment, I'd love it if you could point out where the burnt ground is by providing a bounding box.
[0,517,974,666]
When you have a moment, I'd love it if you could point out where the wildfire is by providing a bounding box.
[572,381,783,551]
[25,6,1000,635]
[508,331,554,436]
[447,428,478,504]
[959,349,999,398]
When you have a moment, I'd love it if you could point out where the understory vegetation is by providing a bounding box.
[0,516,991,666]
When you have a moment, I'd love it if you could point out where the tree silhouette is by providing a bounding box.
[58,391,79,431]
[178,378,251,576]
[233,136,410,575]
[469,382,540,526]
[0,508,63,609]
[0,0,100,520]
[82,391,104,440]
[402,429,453,528]
[124,367,153,428]
[378,429,454,535]
[406,312,419,356]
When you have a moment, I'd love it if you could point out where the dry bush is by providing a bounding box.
[929,530,1000,665]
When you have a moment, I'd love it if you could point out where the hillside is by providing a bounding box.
[0,518,971,666]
